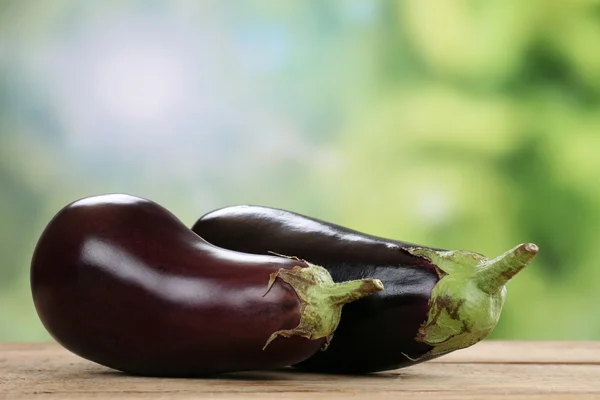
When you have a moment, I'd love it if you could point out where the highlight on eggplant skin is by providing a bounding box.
[30,194,383,377]
[192,205,539,373]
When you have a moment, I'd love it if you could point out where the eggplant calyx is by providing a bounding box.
[406,243,538,358]
[262,263,384,351]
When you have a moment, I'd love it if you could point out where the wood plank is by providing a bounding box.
[1,342,599,399]
[431,340,600,364]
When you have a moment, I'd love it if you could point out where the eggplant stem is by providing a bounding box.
[406,243,538,358]
[325,279,385,305]
[475,243,539,294]
[262,264,384,350]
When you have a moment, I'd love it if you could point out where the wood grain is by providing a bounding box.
[1,341,599,399]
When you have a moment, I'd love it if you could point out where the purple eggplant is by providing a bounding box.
[192,205,538,373]
[31,195,383,376]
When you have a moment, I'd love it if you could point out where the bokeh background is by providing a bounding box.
[2,0,600,341]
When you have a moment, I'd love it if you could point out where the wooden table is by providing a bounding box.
[1,341,599,399]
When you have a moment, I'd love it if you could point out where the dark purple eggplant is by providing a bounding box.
[192,205,538,373]
[30,195,383,376]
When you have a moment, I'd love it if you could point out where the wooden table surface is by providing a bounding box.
[1,341,599,399]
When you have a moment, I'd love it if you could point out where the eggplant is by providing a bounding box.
[30,195,383,376]
[192,205,538,373]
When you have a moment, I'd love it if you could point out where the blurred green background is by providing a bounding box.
[2,0,600,341]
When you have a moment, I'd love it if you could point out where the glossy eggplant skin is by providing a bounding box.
[31,195,326,376]
[192,206,441,373]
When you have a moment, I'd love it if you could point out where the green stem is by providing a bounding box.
[475,243,539,294]
[325,279,384,305]
[262,263,384,350]
[405,242,539,359]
